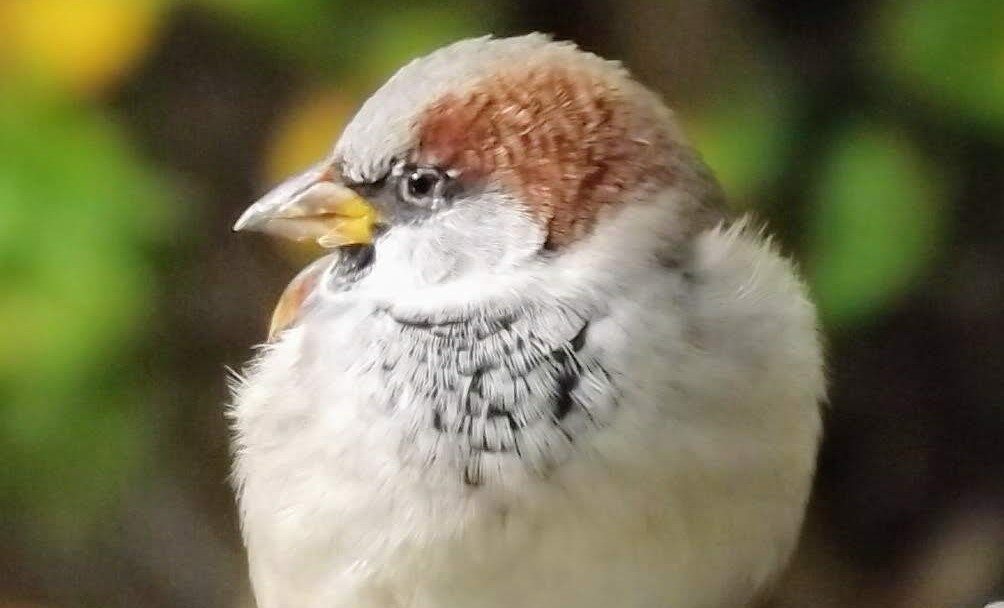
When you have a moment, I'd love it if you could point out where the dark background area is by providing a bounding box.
[1,1,1001,607]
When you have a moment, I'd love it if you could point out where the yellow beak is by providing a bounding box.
[233,163,379,247]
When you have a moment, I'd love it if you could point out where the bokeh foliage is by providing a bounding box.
[874,0,1004,133]
[807,120,947,326]
[0,0,1002,606]
[0,1,171,541]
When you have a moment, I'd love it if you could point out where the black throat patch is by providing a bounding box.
[370,305,619,487]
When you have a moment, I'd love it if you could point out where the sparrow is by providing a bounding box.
[230,34,824,608]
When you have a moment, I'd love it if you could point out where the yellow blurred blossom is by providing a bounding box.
[264,87,357,183]
[0,0,165,97]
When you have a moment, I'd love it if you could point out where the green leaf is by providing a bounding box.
[197,0,346,65]
[808,120,948,327]
[198,0,492,78]
[355,2,493,87]
[0,91,170,540]
[685,84,797,207]
[874,0,1004,132]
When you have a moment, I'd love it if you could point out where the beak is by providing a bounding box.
[233,163,379,248]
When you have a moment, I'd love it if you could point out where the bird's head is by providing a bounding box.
[236,34,724,335]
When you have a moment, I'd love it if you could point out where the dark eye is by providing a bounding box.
[398,166,449,208]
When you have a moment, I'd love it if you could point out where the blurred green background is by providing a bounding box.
[1,0,1002,606]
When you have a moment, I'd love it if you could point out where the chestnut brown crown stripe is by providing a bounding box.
[415,61,677,248]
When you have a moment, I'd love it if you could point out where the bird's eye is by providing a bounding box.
[398,166,449,209]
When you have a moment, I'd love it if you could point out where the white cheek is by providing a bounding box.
[441,194,545,271]
[414,236,459,283]
[365,227,435,290]
[370,193,544,290]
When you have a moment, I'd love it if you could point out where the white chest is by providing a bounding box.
[230,226,824,608]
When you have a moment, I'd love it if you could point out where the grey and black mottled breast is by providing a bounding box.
[366,303,620,486]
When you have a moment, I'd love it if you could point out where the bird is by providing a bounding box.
[230,33,825,608]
